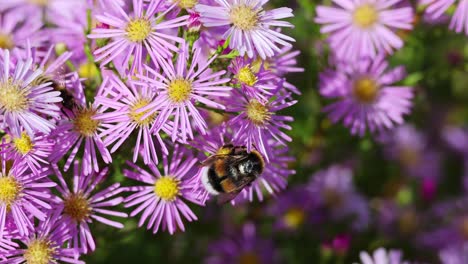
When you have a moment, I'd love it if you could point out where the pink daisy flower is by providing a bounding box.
[195,0,295,59]
[0,156,57,240]
[2,209,84,264]
[319,55,413,136]
[53,163,127,255]
[94,73,168,165]
[136,46,231,143]
[421,0,468,35]
[123,144,203,235]
[49,79,111,176]
[229,56,277,103]
[0,8,46,56]
[1,127,53,175]
[0,50,62,136]
[226,90,296,162]
[88,0,189,73]
[316,0,414,60]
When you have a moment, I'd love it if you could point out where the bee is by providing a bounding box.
[33,74,78,110]
[201,144,265,203]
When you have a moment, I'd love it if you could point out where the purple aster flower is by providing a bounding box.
[320,55,413,136]
[379,125,441,182]
[0,50,62,136]
[94,73,168,165]
[229,56,277,102]
[308,165,370,230]
[136,45,231,143]
[0,8,46,56]
[227,90,296,161]
[88,0,189,72]
[1,127,53,175]
[267,185,315,231]
[53,163,127,255]
[0,237,17,260]
[0,155,56,239]
[439,242,468,264]
[2,209,84,264]
[204,222,280,264]
[123,144,203,234]
[421,0,468,35]
[49,79,111,176]
[375,199,422,238]
[195,0,295,59]
[252,45,304,95]
[355,247,409,264]
[316,0,414,61]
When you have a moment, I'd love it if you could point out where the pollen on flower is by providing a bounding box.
[283,208,305,229]
[238,66,258,86]
[129,98,157,126]
[63,193,91,222]
[0,34,14,50]
[353,4,379,28]
[352,77,379,103]
[0,79,29,112]
[24,239,54,264]
[126,19,152,42]
[28,0,48,6]
[216,147,232,155]
[13,132,34,155]
[175,0,198,9]
[73,108,100,137]
[238,252,260,264]
[229,4,259,31]
[0,176,21,207]
[154,176,180,201]
[246,99,270,126]
[167,79,192,103]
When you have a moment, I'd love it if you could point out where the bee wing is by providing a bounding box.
[217,175,256,205]
[200,154,227,166]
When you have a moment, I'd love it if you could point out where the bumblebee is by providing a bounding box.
[201,144,265,203]
[34,74,77,110]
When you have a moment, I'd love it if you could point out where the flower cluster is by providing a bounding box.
[0,0,299,261]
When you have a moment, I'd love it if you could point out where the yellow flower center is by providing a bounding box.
[237,66,257,86]
[78,62,99,79]
[399,147,420,167]
[13,132,34,155]
[154,176,180,201]
[126,19,152,42]
[353,77,379,103]
[63,193,91,222]
[283,208,305,229]
[167,79,192,103]
[230,5,259,31]
[129,98,157,126]
[0,176,20,208]
[28,0,48,6]
[0,33,14,50]
[73,108,100,137]
[175,0,198,9]
[238,252,260,264]
[24,239,54,264]
[353,4,379,28]
[0,79,29,112]
[246,99,270,126]
[323,189,343,208]
[251,58,271,73]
